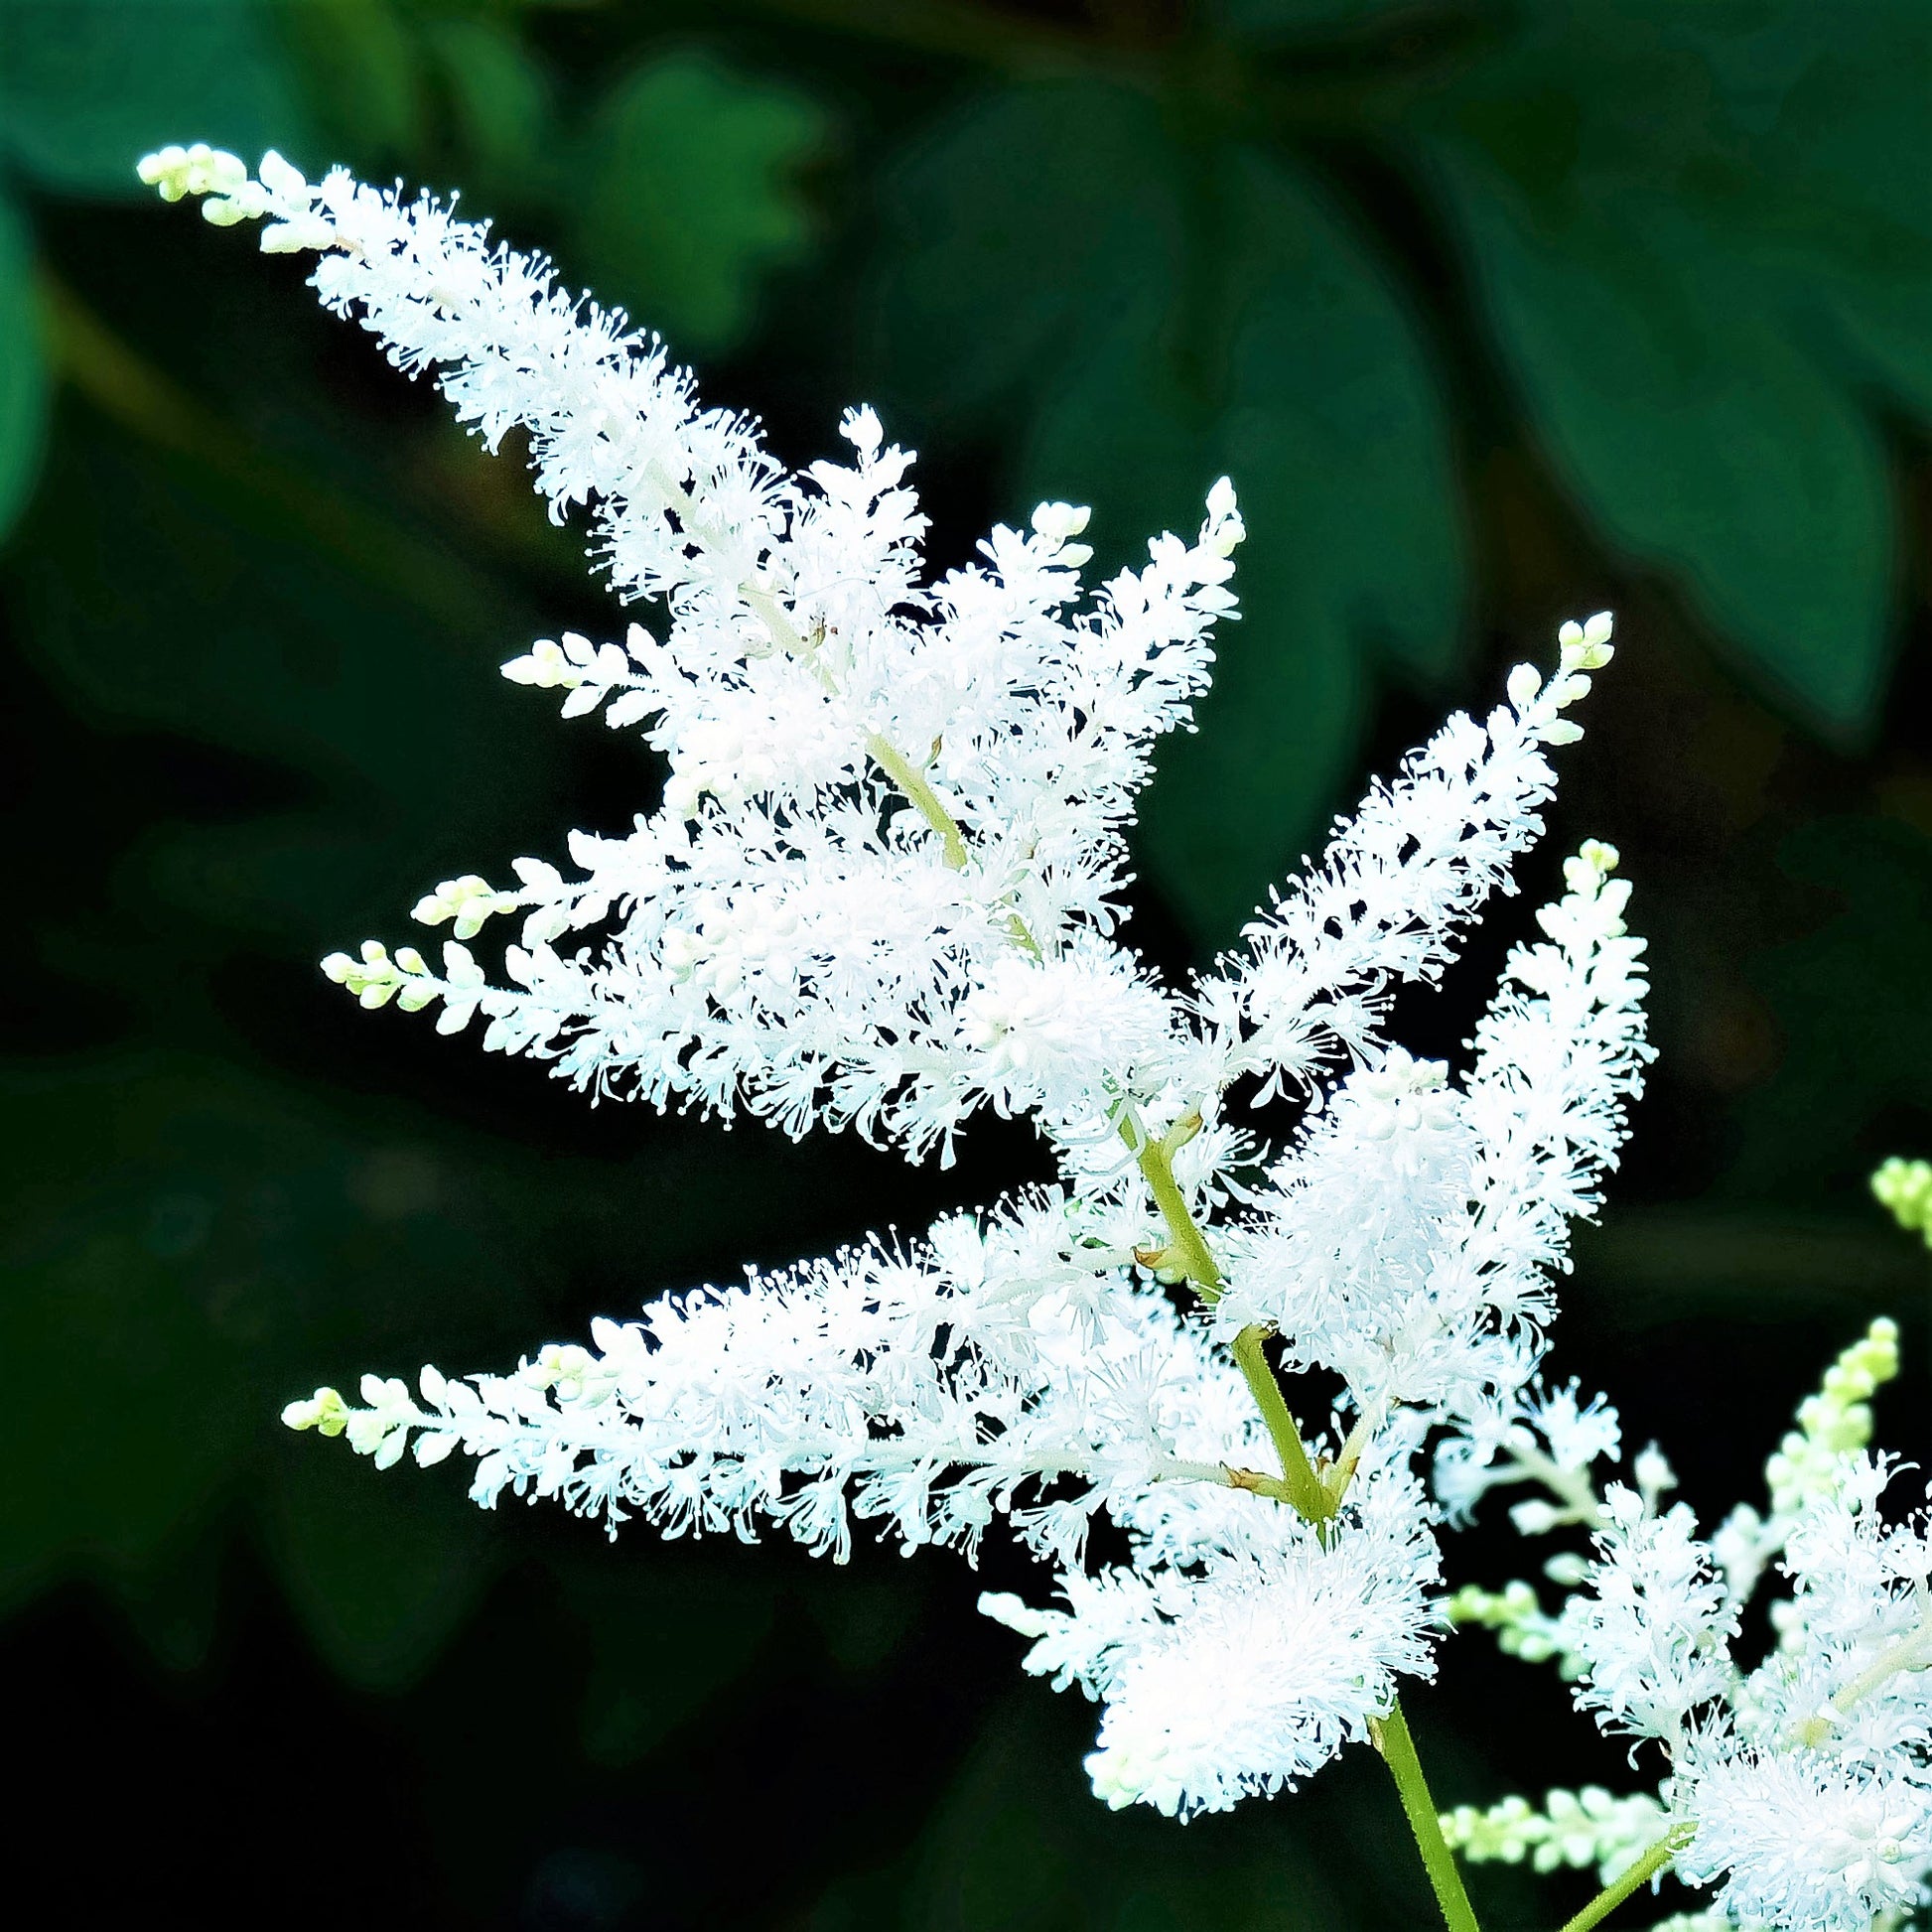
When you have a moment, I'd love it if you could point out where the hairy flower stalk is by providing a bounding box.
[151,140,1681,1926]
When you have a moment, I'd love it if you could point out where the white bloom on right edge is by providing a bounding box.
[1451,1315,1932,1929]
[1676,1751,1932,1932]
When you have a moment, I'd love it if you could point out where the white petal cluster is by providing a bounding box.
[1565,1488,1739,1745]
[1680,1751,1930,1932]
[153,157,1252,1158]
[155,150,1653,1827]
[1217,839,1647,1435]
[1451,1317,1932,1929]
[987,1462,1441,1818]
[286,1195,1267,1566]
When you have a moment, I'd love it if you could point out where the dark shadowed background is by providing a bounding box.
[1,3,1928,1927]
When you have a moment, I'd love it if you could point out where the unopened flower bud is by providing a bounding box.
[1507,663,1543,710]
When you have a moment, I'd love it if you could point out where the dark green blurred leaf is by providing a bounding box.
[7,402,557,990]
[425,15,551,202]
[1418,3,1931,736]
[1718,3,1932,424]
[876,83,1174,429]
[0,0,307,194]
[1439,178,1892,734]
[0,1054,254,1618]
[1219,0,1423,36]
[0,1048,512,1681]
[1733,816,1932,1194]
[0,191,48,538]
[570,51,826,355]
[880,84,1460,945]
[276,0,421,169]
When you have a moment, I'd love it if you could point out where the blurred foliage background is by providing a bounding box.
[2,2,1930,1926]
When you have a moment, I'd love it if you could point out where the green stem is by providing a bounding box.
[864,730,970,870]
[1371,1699,1483,1932]
[1131,1128,1223,1291]
[1555,1829,1688,1932]
[1123,1113,1475,1932]
[1230,1324,1332,1520]
[1123,1118,1331,1517]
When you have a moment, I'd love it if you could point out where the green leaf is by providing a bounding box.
[0,0,308,195]
[569,51,826,355]
[1440,178,1892,736]
[878,86,1462,946]
[1712,3,1932,423]
[0,192,48,540]
[1732,816,1932,1197]
[424,16,551,204]
[875,82,1175,431]
[1417,3,1930,737]
[275,0,421,169]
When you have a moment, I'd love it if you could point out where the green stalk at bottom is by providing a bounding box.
[1371,1698,1483,1932]
[1556,1829,1688,1932]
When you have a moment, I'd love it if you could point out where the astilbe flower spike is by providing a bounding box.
[148,141,1653,1877]
[1447,1297,1932,1929]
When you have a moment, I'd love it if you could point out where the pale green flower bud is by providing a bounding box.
[1030,501,1091,541]
[1507,663,1543,710]
[412,874,514,939]
[1559,611,1615,670]
[282,1386,350,1436]
[1872,1157,1932,1242]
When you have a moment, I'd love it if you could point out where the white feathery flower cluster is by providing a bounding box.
[291,1193,1263,1567]
[1216,839,1646,1442]
[1451,1316,1932,1930]
[153,145,1652,1835]
[1567,1488,1738,1745]
[987,1461,1442,1818]
[150,161,1248,1160]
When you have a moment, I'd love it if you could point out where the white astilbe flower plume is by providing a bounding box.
[150,144,1649,1825]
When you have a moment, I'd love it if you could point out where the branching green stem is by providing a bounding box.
[1131,1125,1224,1291]
[1121,1114,1333,1518]
[1371,1700,1485,1932]
[1230,1324,1333,1521]
[864,730,970,869]
[1135,1114,1480,1932]
[1555,1828,1690,1932]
